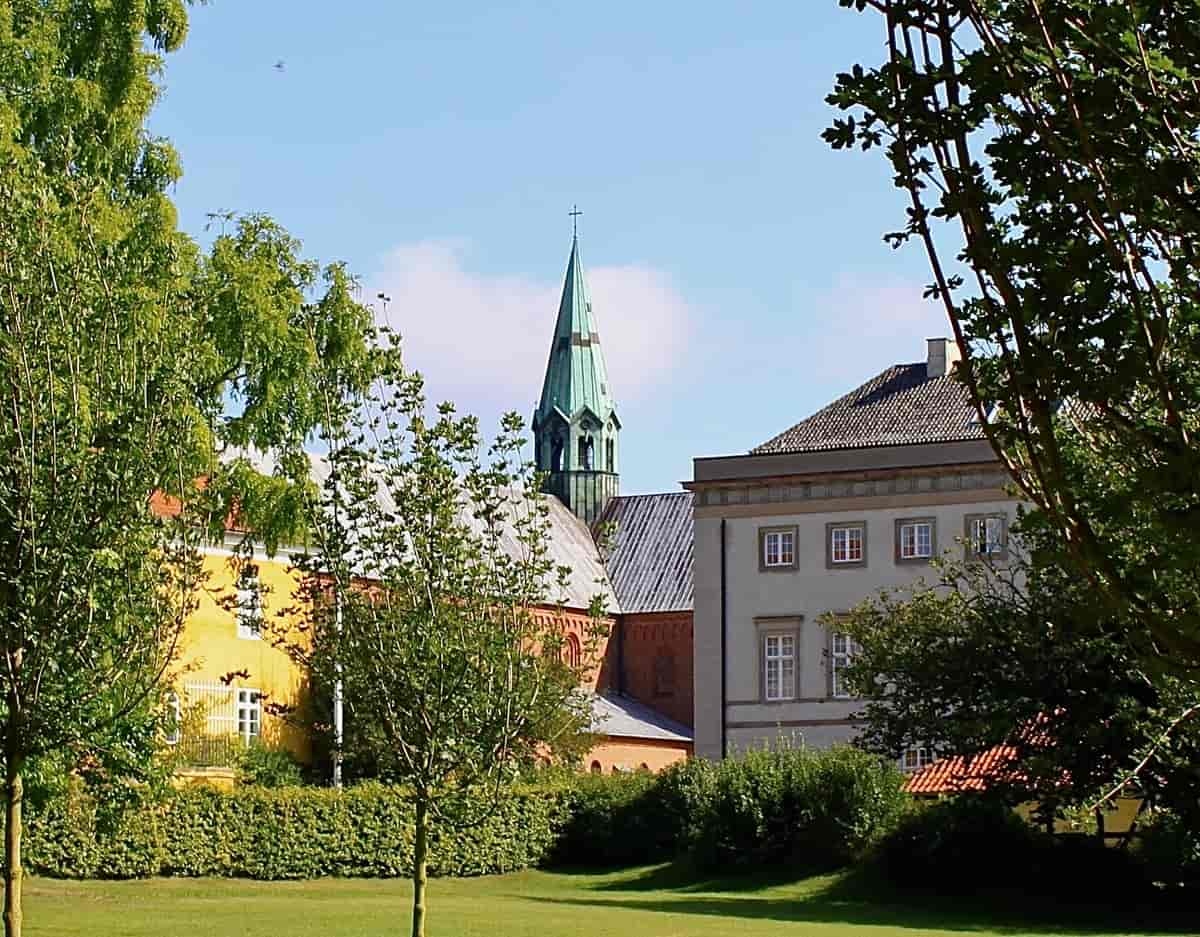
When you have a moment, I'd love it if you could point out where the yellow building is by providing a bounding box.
[166,535,312,782]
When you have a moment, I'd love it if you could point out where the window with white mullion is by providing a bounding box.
[761,529,795,569]
[831,526,863,563]
[900,521,932,559]
[236,688,262,741]
[236,565,263,640]
[830,633,854,699]
[763,634,796,701]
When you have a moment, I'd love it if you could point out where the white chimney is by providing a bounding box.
[926,337,961,379]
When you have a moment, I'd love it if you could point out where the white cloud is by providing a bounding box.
[367,241,694,426]
[798,276,949,383]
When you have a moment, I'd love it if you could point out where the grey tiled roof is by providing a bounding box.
[752,363,985,455]
[589,692,692,742]
[597,493,693,614]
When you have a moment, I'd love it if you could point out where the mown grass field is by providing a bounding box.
[26,865,1193,937]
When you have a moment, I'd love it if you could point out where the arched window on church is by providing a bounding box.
[605,438,614,472]
[551,436,564,472]
[562,632,582,670]
[578,436,594,470]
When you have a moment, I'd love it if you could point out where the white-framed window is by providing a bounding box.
[763,633,796,702]
[236,689,262,741]
[830,525,864,564]
[236,564,262,640]
[830,633,855,699]
[899,521,933,560]
[900,747,933,773]
[967,514,1006,558]
[164,691,181,745]
[762,529,795,568]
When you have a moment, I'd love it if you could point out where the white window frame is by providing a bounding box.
[830,525,864,564]
[762,529,795,568]
[236,565,263,641]
[830,632,854,699]
[967,514,1006,558]
[236,688,262,741]
[899,521,933,560]
[763,633,797,702]
[900,746,933,773]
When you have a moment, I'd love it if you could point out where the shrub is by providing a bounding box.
[552,771,667,867]
[687,746,907,873]
[21,781,570,880]
[235,743,306,788]
[1136,808,1200,891]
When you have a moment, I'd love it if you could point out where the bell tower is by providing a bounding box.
[532,228,620,526]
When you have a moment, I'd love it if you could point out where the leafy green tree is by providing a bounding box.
[826,0,1200,667]
[830,537,1200,825]
[0,4,378,936]
[287,365,603,937]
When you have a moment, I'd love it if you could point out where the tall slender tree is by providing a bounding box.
[0,5,378,935]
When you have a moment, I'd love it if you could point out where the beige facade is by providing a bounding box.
[690,441,1020,760]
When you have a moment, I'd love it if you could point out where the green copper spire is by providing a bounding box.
[532,234,621,526]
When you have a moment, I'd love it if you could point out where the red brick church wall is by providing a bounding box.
[614,611,694,729]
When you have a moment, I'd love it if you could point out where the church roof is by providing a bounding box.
[752,362,985,454]
[534,237,618,428]
[589,691,692,743]
[598,492,693,614]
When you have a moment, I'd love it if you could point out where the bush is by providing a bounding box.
[1136,808,1200,891]
[22,781,570,880]
[687,746,907,873]
[235,743,306,788]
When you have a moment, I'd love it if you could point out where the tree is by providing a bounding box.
[0,5,378,936]
[825,0,1200,667]
[287,365,603,937]
[830,536,1200,823]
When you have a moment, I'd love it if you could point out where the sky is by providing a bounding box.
[149,1,949,494]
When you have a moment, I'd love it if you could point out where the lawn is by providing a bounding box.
[25,866,1193,937]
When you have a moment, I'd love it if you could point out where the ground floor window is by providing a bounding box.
[237,688,262,741]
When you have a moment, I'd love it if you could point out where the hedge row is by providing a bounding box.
[24,782,570,880]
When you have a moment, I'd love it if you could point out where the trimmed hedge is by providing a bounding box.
[24,782,570,880]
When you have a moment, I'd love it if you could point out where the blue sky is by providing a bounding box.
[150,1,948,494]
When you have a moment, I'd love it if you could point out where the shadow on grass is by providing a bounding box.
[531,863,1199,935]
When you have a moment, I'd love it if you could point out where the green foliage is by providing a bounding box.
[830,539,1200,817]
[553,771,673,867]
[827,0,1200,667]
[235,744,306,789]
[20,783,569,881]
[876,797,1149,899]
[1135,809,1200,891]
[686,747,907,873]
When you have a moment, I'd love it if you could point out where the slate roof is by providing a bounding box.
[597,492,693,613]
[589,692,693,743]
[752,363,985,455]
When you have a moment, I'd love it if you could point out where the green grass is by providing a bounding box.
[24,866,1195,937]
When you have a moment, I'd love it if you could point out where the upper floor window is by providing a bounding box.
[236,565,262,641]
[827,523,866,567]
[763,633,796,702]
[965,513,1007,559]
[237,688,262,742]
[896,518,935,562]
[830,633,855,699]
[900,746,933,773]
[605,438,615,472]
[578,436,594,470]
[760,527,796,570]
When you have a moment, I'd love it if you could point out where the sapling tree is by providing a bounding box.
[288,363,603,937]
[826,0,1200,668]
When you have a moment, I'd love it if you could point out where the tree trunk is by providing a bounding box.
[411,794,429,937]
[3,739,22,937]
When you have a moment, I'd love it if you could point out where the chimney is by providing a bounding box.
[926,337,961,379]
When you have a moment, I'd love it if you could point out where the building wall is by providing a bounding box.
[617,611,694,729]
[172,550,311,763]
[693,470,1019,760]
[585,736,691,774]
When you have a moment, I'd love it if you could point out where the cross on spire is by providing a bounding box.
[569,204,582,238]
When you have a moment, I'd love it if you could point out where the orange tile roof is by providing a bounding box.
[903,744,1023,795]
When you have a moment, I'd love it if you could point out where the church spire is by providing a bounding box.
[533,231,621,526]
